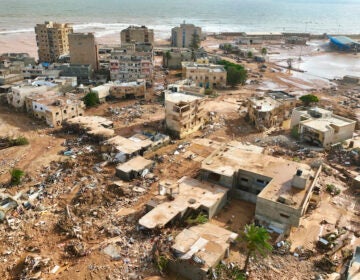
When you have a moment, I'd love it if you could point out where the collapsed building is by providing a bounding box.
[247,91,296,131]
[165,91,207,138]
[139,176,228,229]
[170,223,238,280]
[200,141,321,231]
[290,107,356,147]
[64,116,114,140]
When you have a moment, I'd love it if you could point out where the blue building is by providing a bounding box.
[328,36,360,52]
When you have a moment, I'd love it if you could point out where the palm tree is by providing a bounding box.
[242,224,272,273]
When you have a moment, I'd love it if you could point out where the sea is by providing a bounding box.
[0,0,360,38]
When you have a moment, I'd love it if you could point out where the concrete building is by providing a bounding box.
[165,91,207,138]
[139,176,228,229]
[163,48,208,69]
[0,53,36,65]
[24,91,85,127]
[171,23,202,48]
[109,43,153,82]
[57,64,93,85]
[0,74,23,85]
[115,156,154,181]
[90,84,112,103]
[120,26,154,45]
[109,80,146,99]
[290,107,356,147]
[35,21,73,63]
[182,62,226,89]
[167,79,205,95]
[170,223,238,280]
[69,33,99,71]
[7,85,51,109]
[200,141,321,231]
[247,91,296,131]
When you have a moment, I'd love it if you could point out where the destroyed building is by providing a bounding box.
[181,62,227,89]
[115,156,154,181]
[247,91,296,130]
[290,107,356,147]
[170,223,238,280]
[200,141,321,231]
[165,91,207,138]
[24,91,85,126]
[64,116,114,140]
[139,176,228,229]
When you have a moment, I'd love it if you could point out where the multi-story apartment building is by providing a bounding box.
[109,43,153,82]
[120,26,154,45]
[69,33,99,71]
[35,21,73,63]
[182,62,227,89]
[171,23,202,48]
[165,90,207,138]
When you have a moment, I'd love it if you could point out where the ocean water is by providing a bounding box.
[0,0,360,39]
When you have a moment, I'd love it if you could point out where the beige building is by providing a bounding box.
[69,33,99,70]
[110,80,146,99]
[200,141,321,231]
[165,91,207,138]
[24,91,85,127]
[167,79,205,95]
[109,43,153,82]
[120,25,154,45]
[247,91,296,131]
[35,21,73,63]
[7,85,50,109]
[171,23,202,48]
[182,62,227,89]
[290,107,356,147]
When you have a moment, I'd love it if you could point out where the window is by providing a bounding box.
[280,213,290,219]
[208,172,221,182]
[63,110,67,113]
[241,177,249,182]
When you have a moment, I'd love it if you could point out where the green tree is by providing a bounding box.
[83,91,100,107]
[10,168,25,185]
[189,32,200,50]
[299,94,319,106]
[164,50,171,67]
[218,60,248,87]
[242,224,272,273]
[261,47,267,56]
[247,51,253,58]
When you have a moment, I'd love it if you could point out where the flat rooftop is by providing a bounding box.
[301,116,355,132]
[139,176,228,229]
[165,92,204,103]
[116,156,153,173]
[102,135,152,155]
[267,91,295,101]
[249,96,281,112]
[172,223,238,270]
[66,116,114,138]
[202,142,316,208]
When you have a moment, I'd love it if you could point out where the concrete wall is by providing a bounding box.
[171,24,202,48]
[69,33,99,71]
[120,27,154,45]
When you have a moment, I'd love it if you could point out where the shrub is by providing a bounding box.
[83,91,99,107]
[186,212,208,225]
[326,184,340,195]
[10,136,29,146]
[10,168,25,185]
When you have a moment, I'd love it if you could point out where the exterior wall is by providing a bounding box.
[120,26,154,45]
[171,24,202,48]
[322,121,356,147]
[163,50,193,69]
[165,96,207,139]
[35,21,73,63]
[110,83,146,99]
[58,64,93,84]
[7,86,48,109]
[247,104,282,130]
[183,65,226,89]
[69,33,99,71]
[0,74,23,85]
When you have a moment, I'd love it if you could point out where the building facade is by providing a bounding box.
[35,21,73,63]
[165,91,207,138]
[182,62,226,89]
[109,80,146,99]
[171,23,202,48]
[69,33,99,71]
[120,26,154,45]
[109,43,153,82]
